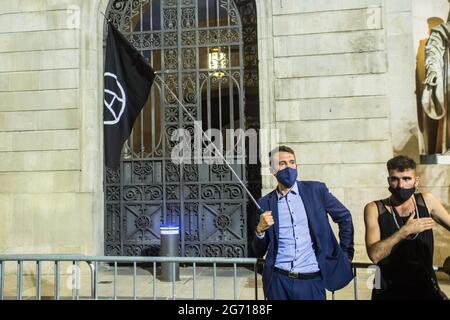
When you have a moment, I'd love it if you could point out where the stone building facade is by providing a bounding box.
[0,0,449,265]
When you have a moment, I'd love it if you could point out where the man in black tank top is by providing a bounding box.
[363,155,450,299]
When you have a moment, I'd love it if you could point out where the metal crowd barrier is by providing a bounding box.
[0,255,263,300]
[0,256,444,300]
[330,262,446,300]
[331,262,372,300]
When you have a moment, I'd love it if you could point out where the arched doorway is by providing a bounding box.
[104,0,260,257]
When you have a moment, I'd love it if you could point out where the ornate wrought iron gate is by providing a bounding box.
[104,0,260,257]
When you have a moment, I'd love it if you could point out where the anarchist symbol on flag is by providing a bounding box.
[103,22,155,169]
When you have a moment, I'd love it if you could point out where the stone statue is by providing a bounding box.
[421,14,450,154]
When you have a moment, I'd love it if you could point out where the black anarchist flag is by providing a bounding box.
[103,22,155,169]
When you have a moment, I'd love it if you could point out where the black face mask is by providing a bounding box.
[388,186,416,203]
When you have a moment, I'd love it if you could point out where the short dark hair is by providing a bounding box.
[269,145,296,169]
[387,155,416,172]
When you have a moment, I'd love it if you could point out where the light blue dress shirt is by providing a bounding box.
[274,183,320,273]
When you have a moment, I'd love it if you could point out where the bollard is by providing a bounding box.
[160,225,180,282]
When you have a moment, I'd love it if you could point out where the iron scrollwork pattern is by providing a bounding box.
[105,0,259,257]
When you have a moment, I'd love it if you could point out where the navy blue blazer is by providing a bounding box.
[252,181,355,295]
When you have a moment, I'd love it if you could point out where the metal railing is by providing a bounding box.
[0,255,263,300]
[331,262,372,300]
[1,255,444,300]
[330,262,446,300]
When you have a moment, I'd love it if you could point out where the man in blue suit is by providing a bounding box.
[252,145,355,300]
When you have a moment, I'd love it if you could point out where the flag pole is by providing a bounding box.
[156,75,265,214]
[99,11,111,22]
